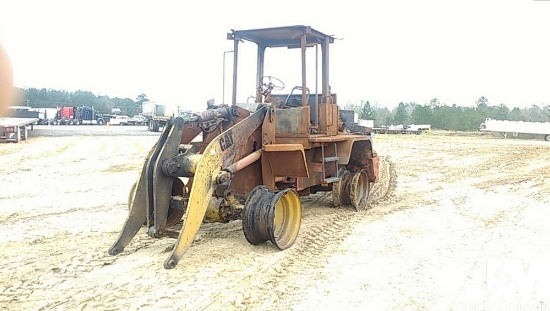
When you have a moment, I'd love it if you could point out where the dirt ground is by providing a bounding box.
[1,126,549,311]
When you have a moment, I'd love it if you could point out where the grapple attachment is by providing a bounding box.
[108,106,268,269]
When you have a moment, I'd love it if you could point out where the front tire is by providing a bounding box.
[242,186,301,250]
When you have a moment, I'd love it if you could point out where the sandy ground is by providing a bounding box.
[1,126,549,311]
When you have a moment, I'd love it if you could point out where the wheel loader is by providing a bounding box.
[108,25,382,269]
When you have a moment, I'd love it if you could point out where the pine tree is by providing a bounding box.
[360,100,375,120]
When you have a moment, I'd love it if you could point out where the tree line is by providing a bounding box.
[15,88,550,131]
[346,97,550,131]
[15,87,148,117]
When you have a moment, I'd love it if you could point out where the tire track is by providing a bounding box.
[203,158,399,310]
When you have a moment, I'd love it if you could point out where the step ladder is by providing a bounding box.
[321,142,339,183]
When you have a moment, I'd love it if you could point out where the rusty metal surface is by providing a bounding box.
[219,106,266,167]
[274,106,310,137]
[336,138,372,165]
[230,125,263,198]
[308,134,366,143]
[318,103,339,136]
[264,151,308,179]
[274,137,312,149]
[180,121,202,144]
[261,105,276,145]
[263,143,304,152]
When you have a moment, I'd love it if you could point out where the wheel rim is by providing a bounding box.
[271,188,301,249]
[242,186,302,250]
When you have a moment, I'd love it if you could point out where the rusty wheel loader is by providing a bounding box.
[108,25,381,269]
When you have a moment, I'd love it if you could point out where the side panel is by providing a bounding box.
[274,106,310,138]
[262,144,309,178]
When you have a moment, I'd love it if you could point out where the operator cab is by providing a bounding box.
[228,25,338,135]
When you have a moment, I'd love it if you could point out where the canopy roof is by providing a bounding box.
[228,25,335,48]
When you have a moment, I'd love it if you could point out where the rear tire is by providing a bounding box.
[545,134,550,141]
[349,170,370,211]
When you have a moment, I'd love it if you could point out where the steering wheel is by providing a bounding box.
[260,76,285,93]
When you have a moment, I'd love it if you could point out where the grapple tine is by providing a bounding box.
[145,121,172,229]
[149,118,184,238]
[108,150,151,255]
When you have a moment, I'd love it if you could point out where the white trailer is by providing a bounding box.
[479,118,550,141]
[30,107,58,125]
[0,117,39,143]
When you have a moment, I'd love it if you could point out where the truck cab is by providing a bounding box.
[75,106,104,125]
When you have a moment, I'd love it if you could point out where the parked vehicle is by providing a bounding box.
[74,106,105,125]
[142,102,174,132]
[108,115,131,126]
[30,108,58,125]
[127,114,147,126]
[479,118,550,141]
[6,106,40,119]
[0,117,38,143]
[50,106,104,125]
[52,106,75,125]
[1,106,39,142]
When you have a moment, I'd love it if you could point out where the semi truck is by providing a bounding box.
[52,106,104,125]
[52,106,75,125]
[74,106,105,125]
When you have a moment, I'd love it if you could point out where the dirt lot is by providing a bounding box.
[1,126,549,311]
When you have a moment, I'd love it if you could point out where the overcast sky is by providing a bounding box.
[1,0,549,111]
